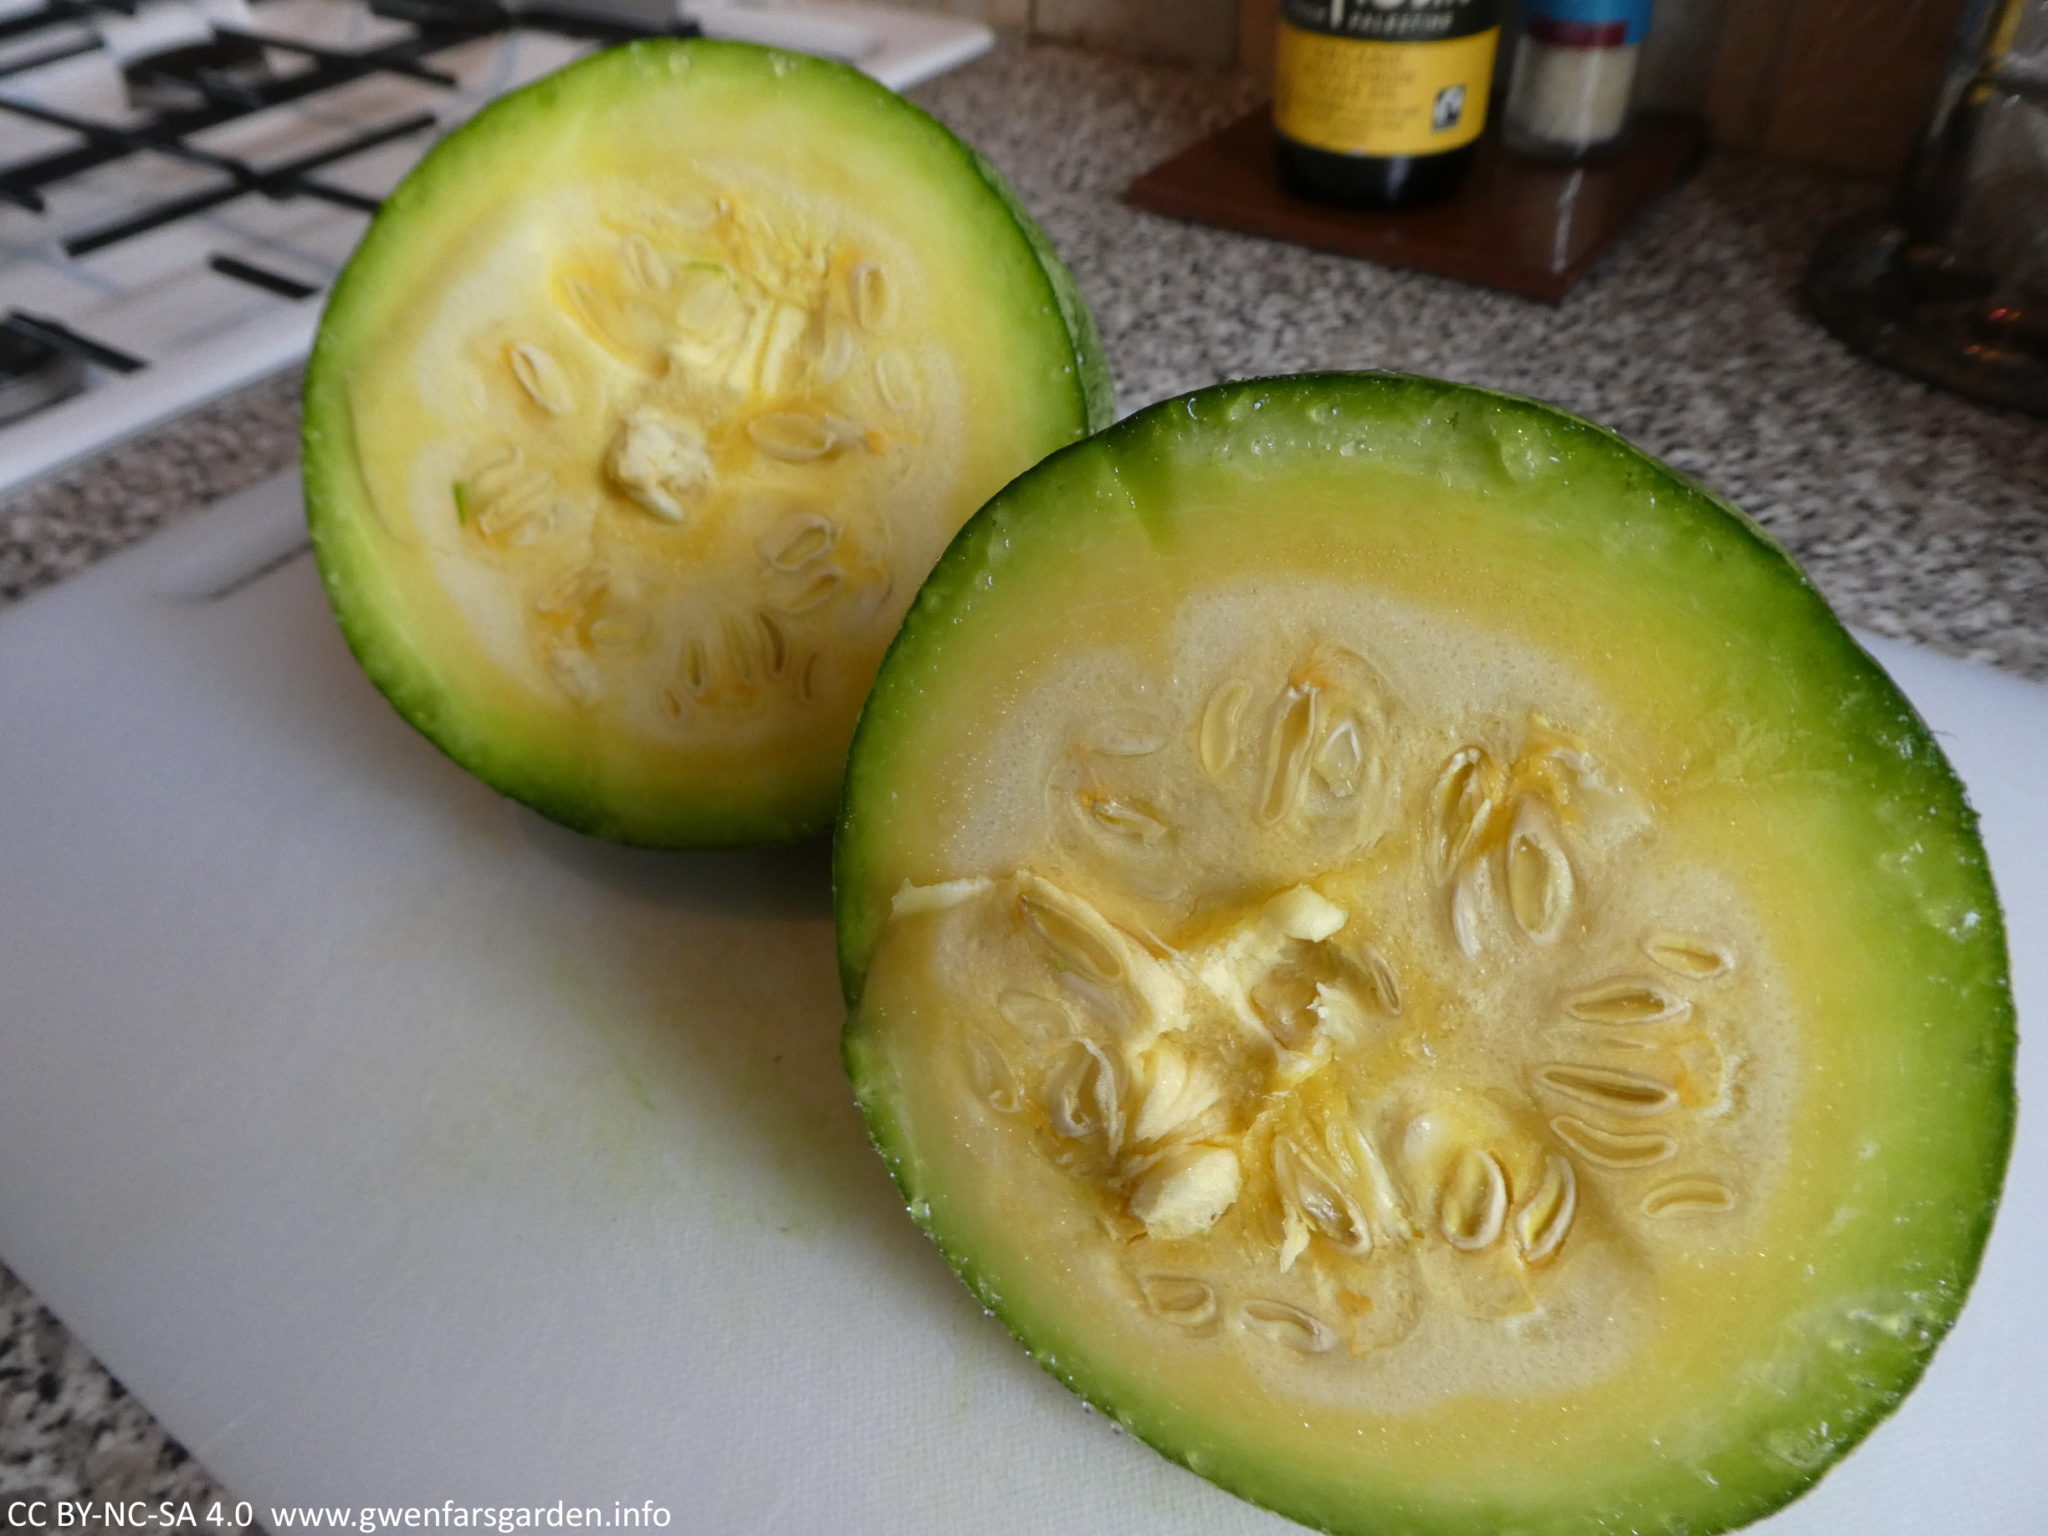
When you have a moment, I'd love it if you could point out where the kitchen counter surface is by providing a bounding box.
[2,37,2043,1520]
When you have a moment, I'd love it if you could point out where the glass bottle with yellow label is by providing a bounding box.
[1274,0,1502,208]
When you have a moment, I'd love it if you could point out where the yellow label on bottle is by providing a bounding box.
[1274,23,1499,158]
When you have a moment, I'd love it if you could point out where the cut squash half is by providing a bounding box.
[838,374,2014,1536]
[305,39,1109,845]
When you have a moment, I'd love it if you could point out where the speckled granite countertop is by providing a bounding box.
[3,37,2045,1522]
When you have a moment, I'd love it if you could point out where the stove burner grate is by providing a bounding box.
[0,323,90,429]
[0,0,705,443]
[122,34,279,114]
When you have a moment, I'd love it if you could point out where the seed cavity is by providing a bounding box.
[873,350,919,415]
[851,261,895,330]
[1090,720,1167,757]
[469,454,556,542]
[1548,1115,1678,1168]
[747,411,839,462]
[812,320,857,384]
[722,614,762,688]
[1198,681,1249,777]
[1350,941,1403,1015]
[1431,746,1502,874]
[1138,1274,1219,1331]
[1259,686,1319,825]
[1645,931,1736,980]
[772,566,845,614]
[1346,1125,1416,1242]
[1236,1299,1336,1355]
[1439,1148,1509,1251]
[966,1030,1024,1114]
[795,652,821,704]
[1642,1176,1737,1218]
[1044,1038,1122,1147]
[1018,879,1128,987]
[1567,979,1691,1026]
[1534,1064,1680,1117]
[478,495,548,542]
[507,343,573,414]
[1505,804,1574,943]
[1313,714,1369,798]
[1080,794,1168,846]
[1274,1137,1373,1260]
[470,445,526,495]
[620,233,668,291]
[1129,1145,1242,1240]
[758,513,836,571]
[1513,1154,1577,1264]
[1450,862,1488,960]
[997,989,1069,1039]
[754,611,789,676]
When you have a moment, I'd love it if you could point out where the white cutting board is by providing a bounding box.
[0,471,2042,1532]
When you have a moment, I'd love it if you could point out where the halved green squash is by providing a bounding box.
[838,374,2013,1536]
[304,39,1110,847]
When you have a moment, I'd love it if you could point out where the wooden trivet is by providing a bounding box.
[1125,106,1709,302]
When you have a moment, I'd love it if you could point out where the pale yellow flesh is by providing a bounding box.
[852,464,1969,1503]
[333,76,1069,823]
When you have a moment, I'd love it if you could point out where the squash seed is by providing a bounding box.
[1274,1137,1373,1258]
[1081,794,1168,846]
[773,566,846,614]
[1018,880,1128,987]
[966,1030,1024,1114]
[1505,803,1574,944]
[621,232,668,291]
[851,261,895,330]
[1440,1148,1509,1251]
[1237,1299,1337,1355]
[997,989,1070,1039]
[507,342,573,414]
[1259,685,1320,825]
[1534,1064,1680,1117]
[1138,1274,1220,1331]
[1645,931,1737,980]
[874,349,919,415]
[1548,1115,1678,1169]
[1089,720,1167,757]
[747,411,838,461]
[1642,1176,1737,1218]
[1431,745,1503,874]
[1313,714,1369,797]
[1044,1038,1123,1146]
[1198,680,1250,777]
[1567,979,1692,1026]
[1513,1154,1577,1264]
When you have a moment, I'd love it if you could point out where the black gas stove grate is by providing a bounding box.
[0,0,699,376]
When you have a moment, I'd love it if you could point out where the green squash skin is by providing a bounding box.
[303,38,1114,849]
[966,142,1116,436]
[835,373,2016,1536]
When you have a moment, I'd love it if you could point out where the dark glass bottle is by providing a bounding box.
[1272,0,1501,210]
